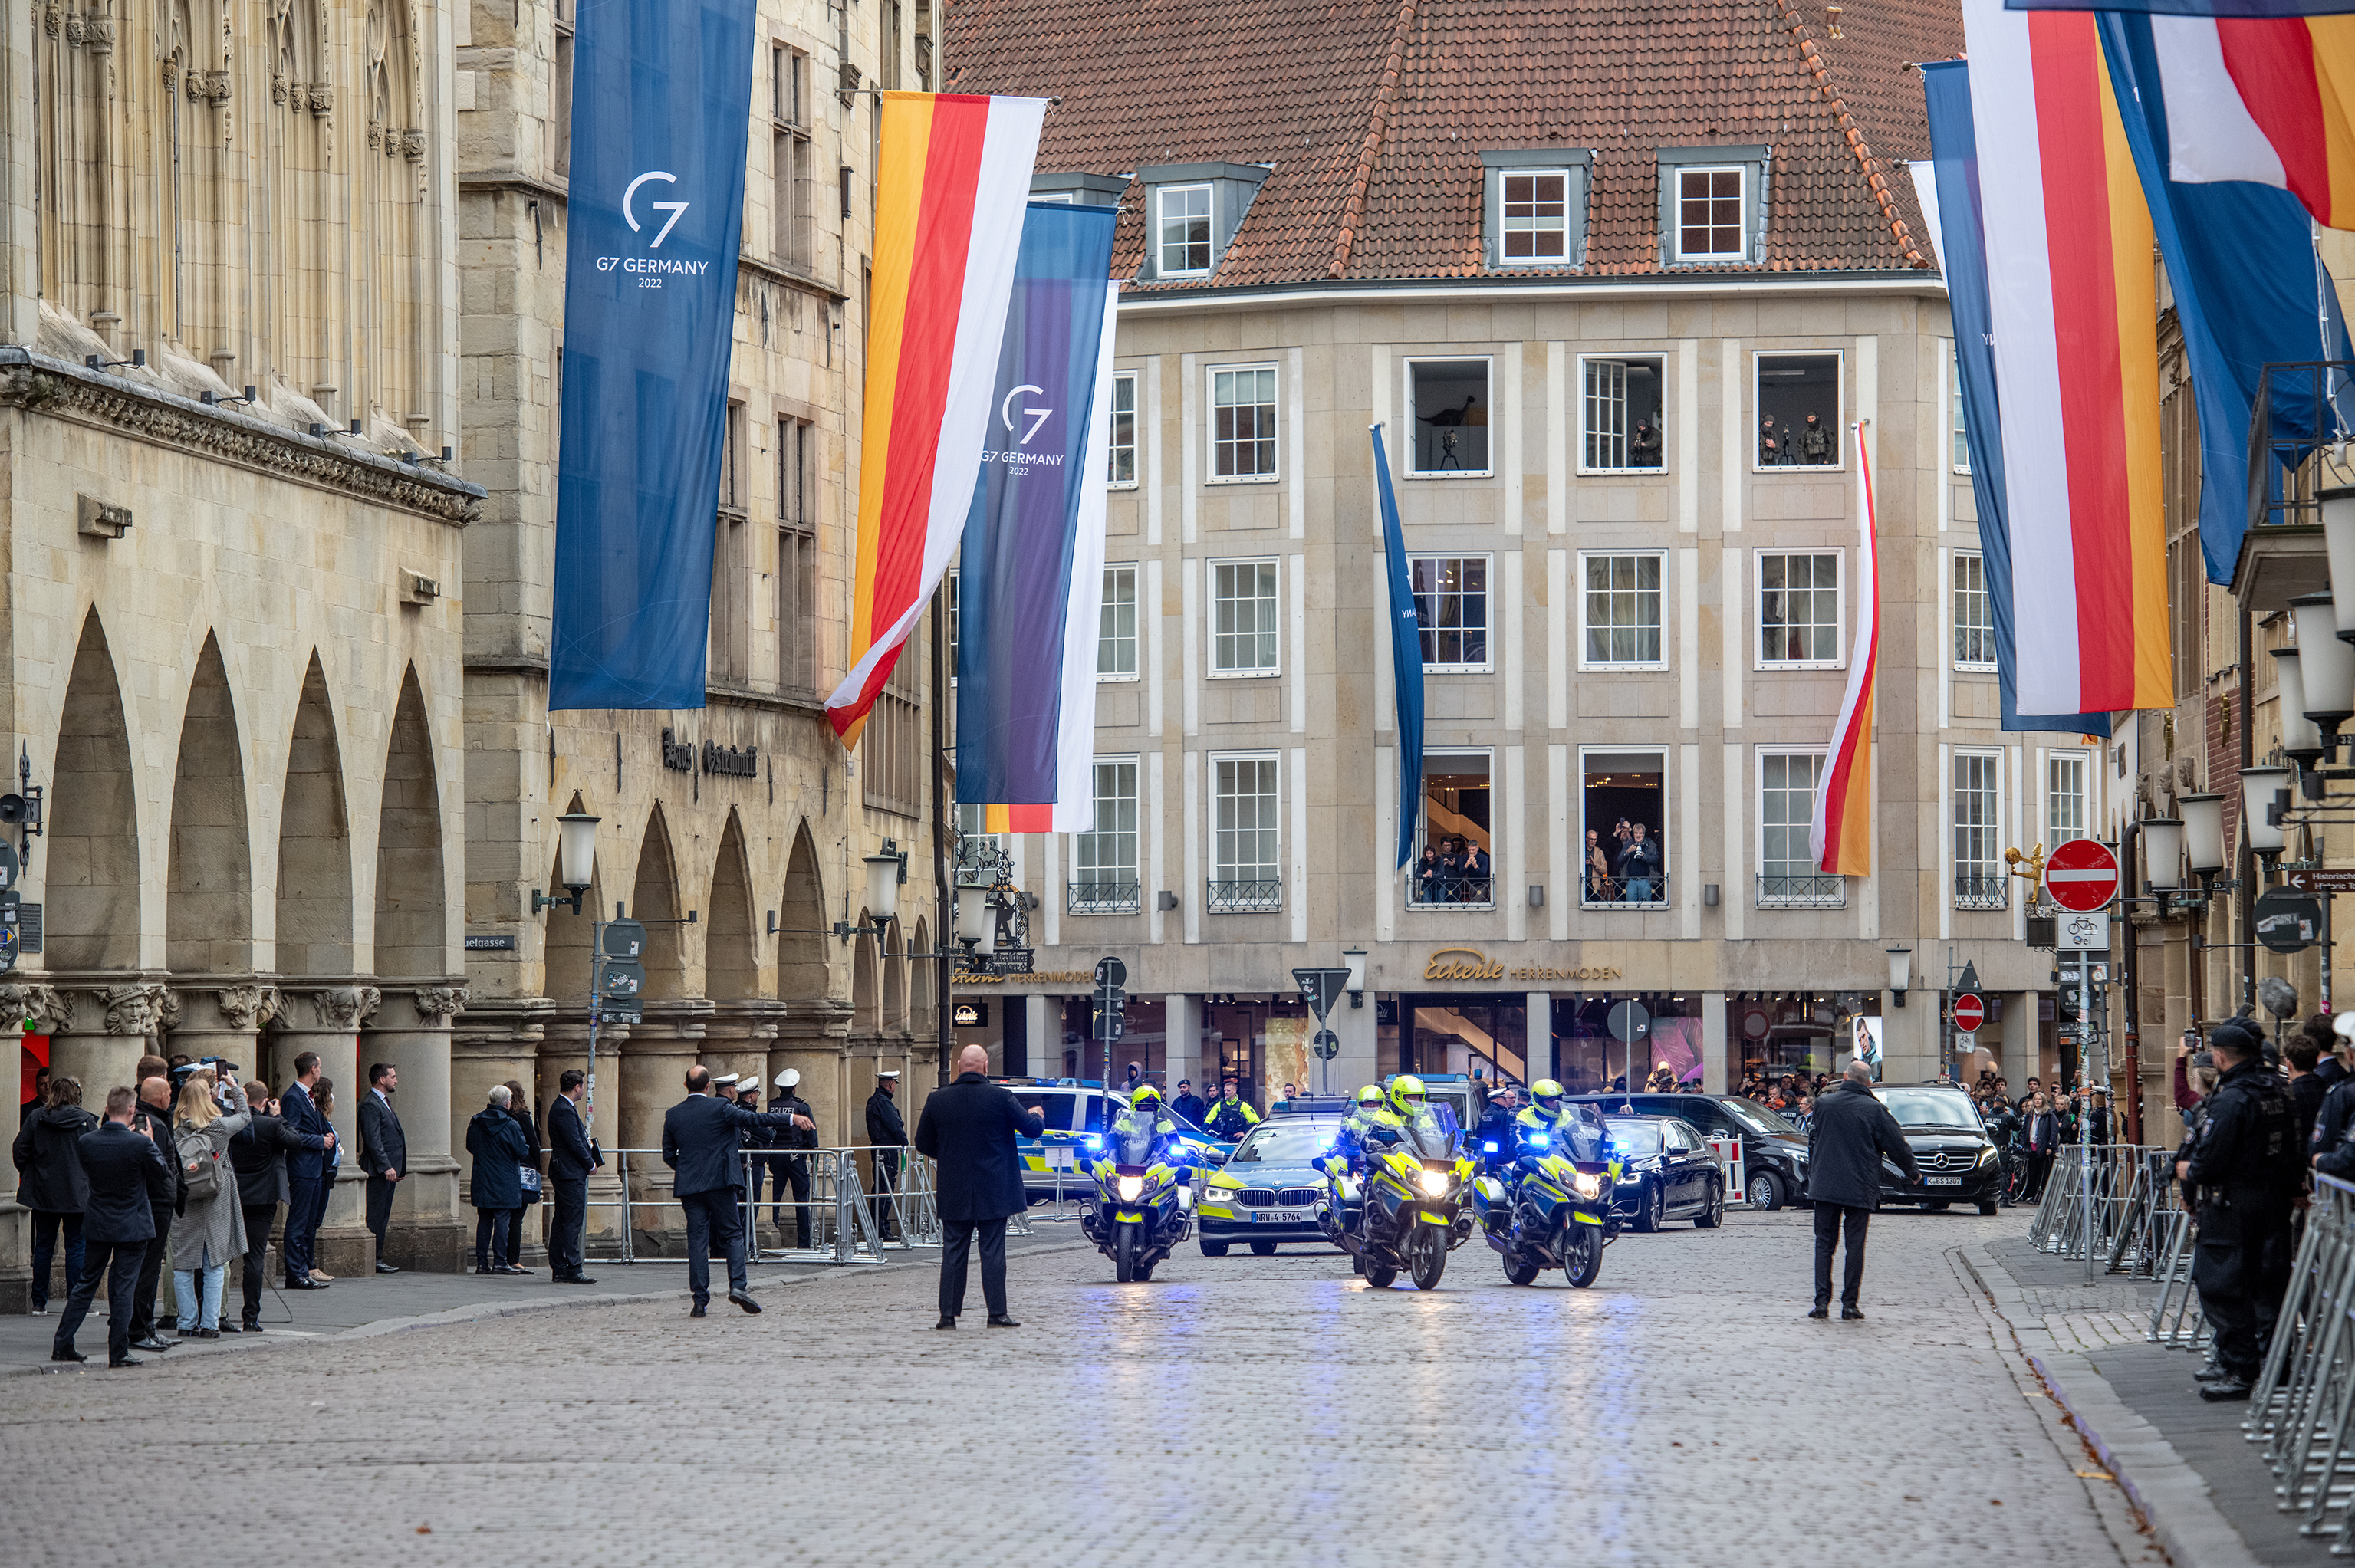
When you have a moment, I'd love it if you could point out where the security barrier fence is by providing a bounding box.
[2026,1143,2169,1264]
[2248,1172,2355,1548]
[566,1148,942,1266]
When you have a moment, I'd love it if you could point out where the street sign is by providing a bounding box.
[1607,1000,1651,1044]
[1312,1028,1340,1060]
[1956,960,1982,995]
[1953,992,1985,1034]
[596,956,646,998]
[2285,868,2355,896]
[2044,839,2120,912]
[2056,911,2110,950]
[2257,886,2325,954]
[1094,956,1127,990]
[599,919,647,959]
[1293,966,1353,1024]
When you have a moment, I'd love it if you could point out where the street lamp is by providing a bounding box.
[2182,793,2228,884]
[2291,592,2355,756]
[1886,946,1912,1008]
[532,812,600,915]
[969,893,1000,958]
[2320,485,2355,636]
[864,839,907,923]
[2141,817,2184,896]
[1343,947,1368,1009]
[953,876,992,942]
[2241,764,2292,875]
[2273,647,2327,774]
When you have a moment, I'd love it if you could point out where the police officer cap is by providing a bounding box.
[2209,1019,2265,1058]
[775,1069,801,1090]
[877,1070,902,1080]
[712,1073,740,1089]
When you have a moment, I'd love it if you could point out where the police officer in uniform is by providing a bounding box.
[1472,1083,1520,1172]
[766,1069,817,1247]
[867,1070,907,1242]
[2187,1018,2300,1401]
[1205,1074,1261,1142]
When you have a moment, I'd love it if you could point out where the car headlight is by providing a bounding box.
[1418,1169,1450,1198]
[1205,1185,1237,1206]
[1573,1172,1603,1199]
[1117,1175,1145,1201]
[1977,1146,1999,1167]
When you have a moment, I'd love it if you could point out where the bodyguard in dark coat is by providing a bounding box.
[663,1065,807,1315]
[126,1075,184,1349]
[12,1085,96,1311]
[53,1086,172,1366]
[359,1063,409,1274]
[228,1093,323,1331]
[2189,1019,2301,1400]
[915,1045,1047,1329]
[1804,1063,1919,1319]
[545,1071,601,1284]
[867,1071,908,1242]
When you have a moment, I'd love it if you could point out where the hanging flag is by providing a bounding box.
[1922,61,2113,737]
[548,0,758,710]
[2096,14,2353,583]
[955,200,1120,823]
[1810,425,1879,876]
[827,93,1049,747]
[2006,3,2355,25]
[1962,0,2172,717]
[1372,426,1424,873]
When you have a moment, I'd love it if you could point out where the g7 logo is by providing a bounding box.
[623,170,689,249]
[1001,383,1052,446]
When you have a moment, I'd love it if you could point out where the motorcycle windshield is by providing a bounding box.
[1400,1107,1458,1163]
[1109,1119,1159,1166]
[1557,1107,1608,1163]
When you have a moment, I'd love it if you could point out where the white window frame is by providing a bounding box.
[1209,751,1283,906]
[1408,553,1493,673]
[1497,168,1571,265]
[1673,164,1748,263]
[1209,556,1281,679]
[945,568,960,687]
[1751,348,1846,473]
[1156,182,1214,278]
[1576,549,1669,673]
[1952,749,2006,906]
[1755,747,1842,906]
[1107,369,1140,490]
[1953,550,1996,672]
[1577,353,1667,475]
[1207,363,1279,484]
[1754,548,1846,670]
[1097,564,1139,682]
[1072,756,1140,910]
[1949,344,1971,475]
[1407,748,1498,910]
[1578,745,1670,909]
[2047,750,2092,850]
[1403,355,1495,478]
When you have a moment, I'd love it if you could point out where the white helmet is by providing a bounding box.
[774,1068,801,1090]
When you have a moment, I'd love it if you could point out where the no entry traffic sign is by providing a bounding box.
[1953,992,1985,1034]
[2044,840,2120,912]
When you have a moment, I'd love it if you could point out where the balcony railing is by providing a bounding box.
[1954,872,2010,911]
[1067,880,1141,915]
[1581,873,1667,909]
[2248,360,2355,534]
[1407,872,1495,909]
[1206,878,1283,913]
[1756,873,1846,909]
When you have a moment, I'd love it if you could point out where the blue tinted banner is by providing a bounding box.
[1373,426,1424,872]
[549,0,756,710]
[955,203,1121,805]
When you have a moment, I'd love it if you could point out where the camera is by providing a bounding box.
[199,1054,240,1074]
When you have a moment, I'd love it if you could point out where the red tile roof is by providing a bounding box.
[939,0,1958,289]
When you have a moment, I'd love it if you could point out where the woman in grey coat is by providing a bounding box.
[171,1069,254,1336]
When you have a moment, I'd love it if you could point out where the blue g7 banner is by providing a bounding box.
[549,0,756,710]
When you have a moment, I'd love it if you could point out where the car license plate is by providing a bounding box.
[1924,1175,1962,1186]
[1255,1209,1306,1224]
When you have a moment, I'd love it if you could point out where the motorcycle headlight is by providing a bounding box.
[1418,1169,1450,1198]
[1574,1172,1603,1199]
[1117,1175,1145,1201]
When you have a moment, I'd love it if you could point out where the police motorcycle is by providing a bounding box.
[1080,1088,1196,1283]
[1470,1086,1614,1289]
[1315,1077,1477,1290]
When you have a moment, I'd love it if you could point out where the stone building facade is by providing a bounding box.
[454,0,945,1253]
[0,0,477,1304]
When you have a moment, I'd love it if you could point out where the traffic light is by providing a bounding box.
[2056,978,2082,1024]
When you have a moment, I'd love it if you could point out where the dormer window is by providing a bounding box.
[1479,150,1593,270]
[1158,184,1214,276]
[1676,167,1745,261]
[1656,145,1770,268]
[1502,173,1567,261]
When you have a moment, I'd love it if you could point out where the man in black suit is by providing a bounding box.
[228,1086,324,1332]
[125,1072,183,1353]
[360,1062,407,1274]
[546,1069,601,1284]
[279,1051,335,1288]
[662,1064,807,1317]
[916,1044,1046,1330]
[54,1085,172,1366]
[867,1070,907,1242]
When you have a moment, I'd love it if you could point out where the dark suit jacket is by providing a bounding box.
[130,1100,184,1215]
[77,1120,172,1244]
[281,1081,329,1182]
[360,1090,407,1180]
[548,1095,601,1181]
[1804,1080,1919,1208]
[867,1089,907,1148]
[229,1113,321,1208]
[662,1095,797,1198]
[465,1109,530,1210]
[914,1073,1046,1221]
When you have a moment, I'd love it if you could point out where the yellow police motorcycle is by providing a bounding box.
[1471,1109,1613,1288]
[1081,1115,1193,1283]
[1320,1104,1477,1290]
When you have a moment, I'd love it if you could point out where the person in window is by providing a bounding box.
[1586,830,1613,902]
[1458,837,1492,902]
[1798,412,1834,466]
[1416,844,1445,906]
[1438,837,1468,902]
[1759,413,1788,466]
[1630,419,1663,468]
[1618,821,1663,902]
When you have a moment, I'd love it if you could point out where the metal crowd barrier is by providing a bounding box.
[2147,1208,2211,1351]
[564,1147,935,1267]
[2109,1150,2188,1280]
[2025,1143,2163,1262]
[2248,1172,2355,1548]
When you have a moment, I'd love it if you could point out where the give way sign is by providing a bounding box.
[2044,839,2120,913]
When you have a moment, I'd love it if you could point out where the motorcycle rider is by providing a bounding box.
[1472,1083,1521,1171]
[1103,1083,1188,1165]
[1327,1085,1403,1241]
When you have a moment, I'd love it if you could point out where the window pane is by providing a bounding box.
[1756,353,1841,467]
[2048,755,2088,847]
[1951,347,1970,472]
[1160,185,1212,274]
[1760,552,1840,662]
[1501,170,1567,261]
[1678,166,1744,258]
[1212,367,1278,478]
[1212,560,1278,672]
[1215,758,1280,881]
[1584,554,1663,666]
[1409,360,1490,472]
[1954,552,1994,668]
[1077,760,1139,887]
[1954,754,2001,876]
[1409,554,1491,668]
[1410,754,1495,906]
[1097,565,1137,676]
[1109,371,1137,485]
[1760,753,1822,880]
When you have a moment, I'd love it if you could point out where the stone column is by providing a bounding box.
[1165,994,1202,1103]
[0,982,64,1312]
[1327,991,1376,1097]
[618,998,712,1254]
[272,985,381,1277]
[166,983,279,1079]
[1702,993,1729,1093]
[363,985,469,1272]
[48,979,168,1103]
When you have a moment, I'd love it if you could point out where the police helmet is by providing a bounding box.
[1355,1084,1385,1106]
[1131,1083,1163,1109]
[1390,1074,1427,1115]
[1531,1077,1565,1109]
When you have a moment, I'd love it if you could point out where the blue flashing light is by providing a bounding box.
[1528,1133,1549,1149]
[1482,1140,1499,1153]
[1083,1134,1103,1150]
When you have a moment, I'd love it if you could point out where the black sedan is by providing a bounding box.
[1568,1090,1811,1210]
[1872,1083,2003,1215]
[1603,1116,1727,1231]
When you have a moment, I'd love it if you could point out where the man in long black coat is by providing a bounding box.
[54,1086,172,1366]
[916,1045,1045,1330]
[1805,1062,1919,1320]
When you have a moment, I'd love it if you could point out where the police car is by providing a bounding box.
[1004,1080,1235,1201]
[1196,1109,1347,1256]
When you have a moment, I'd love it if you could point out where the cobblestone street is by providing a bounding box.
[0,1209,2162,1567]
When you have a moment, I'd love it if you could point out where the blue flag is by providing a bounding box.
[1922,61,2110,738]
[549,0,758,710]
[2096,12,2352,586]
[2008,1,2355,15]
[1373,426,1423,872]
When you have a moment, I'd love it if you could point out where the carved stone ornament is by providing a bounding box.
[156,989,183,1033]
[310,985,383,1031]
[160,57,178,87]
[271,74,288,106]
[103,985,168,1038]
[400,128,426,162]
[411,985,469,1025]
[0,984,71,1033]
[306,82,334,116]
[44,5,59,38]
[199,71,231,104]
[64,15,83,43]
[215,985,281,1031]
[81,13,114,52]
